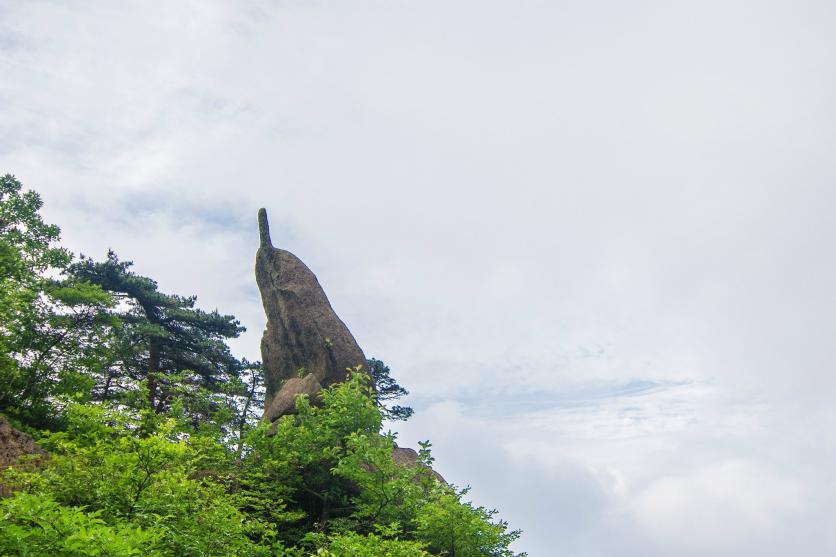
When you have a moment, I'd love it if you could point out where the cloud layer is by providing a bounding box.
[3,1,836,554]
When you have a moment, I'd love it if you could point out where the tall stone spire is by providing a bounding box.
[255,209,368,423]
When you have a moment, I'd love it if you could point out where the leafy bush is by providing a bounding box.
[306,530,429,557]
[2,405,275,556]
[0,492,162,557]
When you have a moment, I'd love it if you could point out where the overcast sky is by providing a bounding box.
[3,1,836,555]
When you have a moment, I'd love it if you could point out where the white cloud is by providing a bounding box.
[631,460,803,547]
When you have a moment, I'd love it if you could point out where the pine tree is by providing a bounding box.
[367,357,414,421]
[69,251,245,422]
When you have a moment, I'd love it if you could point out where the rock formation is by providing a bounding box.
[254,210,445,483]
[256,209,368,423]
[392,445,446,484]
[0,415,47,497]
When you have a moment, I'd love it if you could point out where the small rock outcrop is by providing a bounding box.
[263,374,323,423]
[256,209,368,422]
[393,445,446,484]
[0,415,47,496]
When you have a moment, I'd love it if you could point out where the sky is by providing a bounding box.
[2,1,836,554]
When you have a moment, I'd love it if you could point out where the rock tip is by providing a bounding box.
[258,208,272,248]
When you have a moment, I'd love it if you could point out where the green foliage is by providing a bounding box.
[0,174,69,271]
[0,492,162,557]
[414,487,524,557]
[2,404,275,556]
[306,530,429,556]
[240,373,525,555]
[241,371,383,542]
[2,375,525,557]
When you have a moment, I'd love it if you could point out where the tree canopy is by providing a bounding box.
[0,174,114,429]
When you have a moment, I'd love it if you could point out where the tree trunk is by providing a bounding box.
[235,374,258,458]
[148,338,160,411]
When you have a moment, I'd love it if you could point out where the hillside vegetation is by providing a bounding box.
[0,175,525,557]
